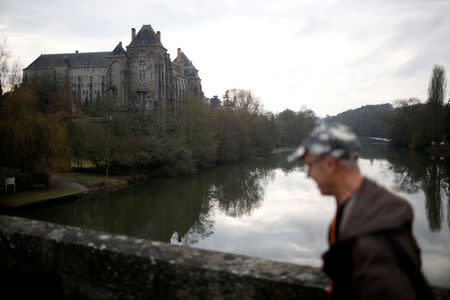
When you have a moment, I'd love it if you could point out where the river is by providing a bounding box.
[16,138,450,288]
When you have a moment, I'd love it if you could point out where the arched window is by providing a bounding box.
[110,61,122,97]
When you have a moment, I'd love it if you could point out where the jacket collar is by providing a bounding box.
[339,178,413,240]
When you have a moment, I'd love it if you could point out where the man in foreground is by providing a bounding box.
[287,122,433,300]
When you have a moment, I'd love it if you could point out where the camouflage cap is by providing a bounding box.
[287,122,360,162]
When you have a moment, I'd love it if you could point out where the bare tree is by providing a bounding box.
[0,38,9,97]
[224,89,261,114]
[0,39,22,95]
[9,57,23,90]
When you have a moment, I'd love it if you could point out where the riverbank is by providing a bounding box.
[425,144,450,158]
[0,172,129,210]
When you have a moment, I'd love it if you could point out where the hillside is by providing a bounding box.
[325,103,394,138]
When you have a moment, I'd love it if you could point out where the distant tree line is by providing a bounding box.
[0,72,317,190]
[326,65,449,149]
[389,65,449,148]
[2,59,448,193]
[326,103,394,137]
[8,44,449,190]
[68,88,316,176]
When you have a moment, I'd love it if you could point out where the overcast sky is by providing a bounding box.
[1,0,449,116]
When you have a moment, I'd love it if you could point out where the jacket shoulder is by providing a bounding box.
[340,178,414,240]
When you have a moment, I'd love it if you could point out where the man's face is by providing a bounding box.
[304,153,332,195]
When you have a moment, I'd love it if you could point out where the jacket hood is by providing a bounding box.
[339,178,413,240]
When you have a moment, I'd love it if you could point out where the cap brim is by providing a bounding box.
[287,146,306,163]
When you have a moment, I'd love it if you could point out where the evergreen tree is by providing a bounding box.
[426,65,447,143]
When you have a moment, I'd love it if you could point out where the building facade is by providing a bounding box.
[23,25,204,110]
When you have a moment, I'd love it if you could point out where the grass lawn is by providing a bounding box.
[64,173,128,190]
[71,159,95,168]
[0,187,82,208]
[67,173,108,187]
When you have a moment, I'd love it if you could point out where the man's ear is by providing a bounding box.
[323,156,338,173]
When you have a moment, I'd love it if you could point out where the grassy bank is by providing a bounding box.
[66,173,110,186]
[0,187,82,208]
[0,172,129,209]
[64,172,129,190]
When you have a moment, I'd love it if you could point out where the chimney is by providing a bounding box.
[131,28,136,41]
[177,48,184,73]
[75,50,79,54]
[119,41,122,47]
[156,31,161,42]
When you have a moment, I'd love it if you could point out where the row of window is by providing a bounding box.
[129,51,154,60]
[73,89,102,95]
[131,62,148,70]
[79,68,103,73]
[72,75,105,81]
[72,82,104,88]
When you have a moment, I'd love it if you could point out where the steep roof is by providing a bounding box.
[183,66,198,77]
[128,25,163,48]
[173,52,199,78]
[24,52,110,70]
[110,42,126,56]
[173,52,194,67]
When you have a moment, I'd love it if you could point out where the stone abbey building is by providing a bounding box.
[23,25,204,110]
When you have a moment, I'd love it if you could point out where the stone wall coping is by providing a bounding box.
[2,215,448,299]
[0,215,329,299]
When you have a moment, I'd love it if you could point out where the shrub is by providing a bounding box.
[32,172,50,188]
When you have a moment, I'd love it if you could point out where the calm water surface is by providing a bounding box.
[17,138,450,288]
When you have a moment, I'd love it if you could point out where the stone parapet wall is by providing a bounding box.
[0,215,328,299]
[0,215,449,299]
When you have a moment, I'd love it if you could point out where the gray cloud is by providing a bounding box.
[1,0,449,115]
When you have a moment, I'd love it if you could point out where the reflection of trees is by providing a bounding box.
[18,153,287,246]
[387,150,425,194]
[358,137,390,161]
[18,177,216,246]
[211,167,266,217]
[207,153,294,217]
[385,148,448,232]
[177,182,215,246]
[447,195,450,232]
[179,210,215,246]
[423,162,443,231]
[278,160,302,175]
